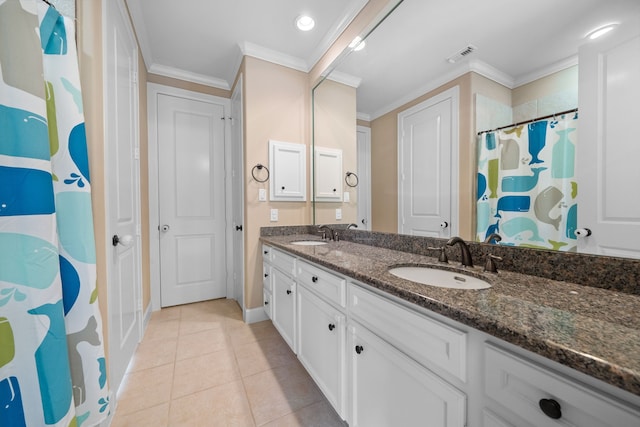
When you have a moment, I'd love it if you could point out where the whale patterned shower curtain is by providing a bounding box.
[0,1,110,426]
[476,112,579,251]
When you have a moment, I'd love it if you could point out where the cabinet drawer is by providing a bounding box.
[297,260,346,308]
[348,284,467,382]
[262,263,272,292]
[484,344,640,427]
[271,248,296,276]
[263,290,272,319]
[262,244,272,261]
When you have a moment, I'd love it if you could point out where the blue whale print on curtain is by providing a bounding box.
[0,3,110,426]
[477,113,578,250]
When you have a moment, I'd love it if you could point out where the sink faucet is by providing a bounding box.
[446,236,474,267]
[484,233,502,244]
[318,225,334,240]
[346,223,358,229]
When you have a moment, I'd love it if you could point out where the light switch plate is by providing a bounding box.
[259,189,266,201]
[343,192,350,203]
[270,209,279,222]
[335,208,342,220]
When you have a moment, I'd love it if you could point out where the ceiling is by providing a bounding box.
[126,0,369,89]
[126,0,640,116]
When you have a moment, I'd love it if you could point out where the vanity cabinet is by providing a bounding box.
[347,321,466,427]
[262,245,272,319]
[264,246,297,352]
[483,344,640,427]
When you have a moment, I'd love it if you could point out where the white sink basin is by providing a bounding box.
[388,266,491,290]
[291,240,327,246]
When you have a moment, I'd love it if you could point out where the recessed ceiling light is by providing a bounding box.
[296,15,315,31]
[586,23,618,40]
[349,36,366,52]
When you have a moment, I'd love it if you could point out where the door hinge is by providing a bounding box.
[132,71,138,84]
[134,148,140,160]
[136,224,141,236]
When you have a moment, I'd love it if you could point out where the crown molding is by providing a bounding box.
[327,70,362,88]
[357,112,371,122]
[240,41,308,72]
[468,60,515,88]
[148,64,230,90]
[514,55,578,87]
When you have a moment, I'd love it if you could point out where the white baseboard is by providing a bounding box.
[143,303,153,330]
[244,306,269,324]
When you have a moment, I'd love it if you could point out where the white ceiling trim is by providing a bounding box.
[327,70,362,88]
[514,55,578,87]
[125,0,153,72]
[148,63,231,90]
[240,41,309,72]
[357,112,371,122]
[468,60,516,89]
[305,0,370,72]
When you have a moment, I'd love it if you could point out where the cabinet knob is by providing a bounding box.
[264,250,269,255]
[281,186,285,190]
[264,301,269,305]
[312,276,318,283]
[328,323,335,331]
[355,345,364,354]
[286,289,292,295]
[539,398,562,419]
[264,273,269,278]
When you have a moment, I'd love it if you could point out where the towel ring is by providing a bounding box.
[345,171,359,188]
[252,164,270,183]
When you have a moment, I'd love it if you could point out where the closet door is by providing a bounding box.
[577,27,640,258]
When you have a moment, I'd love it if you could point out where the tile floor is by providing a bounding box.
[110,299,346,427]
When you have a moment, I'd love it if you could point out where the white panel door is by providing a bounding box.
[357,126,372,230]
[398,87,458,237]
[105,0,141,395]
[577,28,640,258]
[157,94,226,306]
[231,77,244,307]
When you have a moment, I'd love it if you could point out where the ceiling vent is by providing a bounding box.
[447,44,477,63]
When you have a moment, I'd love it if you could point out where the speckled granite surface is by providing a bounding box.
[260,228,640,398]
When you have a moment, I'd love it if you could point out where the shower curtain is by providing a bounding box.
[0,1,110,426]
[476,112,579,251]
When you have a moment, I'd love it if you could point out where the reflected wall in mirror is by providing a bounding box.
[312,0,640,258]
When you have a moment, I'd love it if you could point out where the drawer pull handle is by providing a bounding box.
[539,398,562,419]
[312,276,318,283]
[355,345,364,355]
[286,289,292,295]
[328,323,335,331]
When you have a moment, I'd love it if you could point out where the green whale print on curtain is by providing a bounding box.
[0,2,110,426]
[476,113,578,251]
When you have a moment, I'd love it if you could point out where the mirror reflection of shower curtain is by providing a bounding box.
[476,112,579,251]
[0,2,109,426]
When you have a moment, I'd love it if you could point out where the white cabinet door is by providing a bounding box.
[297,286,345,418]
[314,146,343,201]
[272,267,296,351]
[348,322,466,427]
[269,140,306,201]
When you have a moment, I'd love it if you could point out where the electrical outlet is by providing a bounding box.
[259,188,266,201]
[335,208,342,220]
[343,192,350,203]
[270,209,279,222]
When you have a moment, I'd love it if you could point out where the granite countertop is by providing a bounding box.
[261,233,640,398]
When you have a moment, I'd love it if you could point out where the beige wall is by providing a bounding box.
[244,57,312,309]
[512,66,578,107]
[77,0,108,355]
[313,79,358,224]
[370,73,475,238]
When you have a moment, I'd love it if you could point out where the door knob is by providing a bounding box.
[161,224,170,232]
[440,221,449,229]
[112,234,133,247]
[575,228,592,237]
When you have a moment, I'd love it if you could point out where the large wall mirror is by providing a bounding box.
[312,0,640,258]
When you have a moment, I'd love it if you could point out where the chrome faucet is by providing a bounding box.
[484,233,502,244]
[446,236,474,267]
[318,225,334,240]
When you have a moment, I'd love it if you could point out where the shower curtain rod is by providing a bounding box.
[477,107,578,135]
